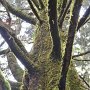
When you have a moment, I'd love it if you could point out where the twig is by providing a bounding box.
[73,59,90,61]
[77,6,90,31]
[79,75,90,89]
[72,50,90,58]
[82,17,90,26]
[0,48,10,55]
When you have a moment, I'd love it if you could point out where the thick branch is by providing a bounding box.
[77,6,90,30]
[59,0,83,90]
[0,21,39,74]
[0,20,29,58]
[0,1,37,25]
[7,52,24,82]
[72,50,90,58]
[27,0,42,24]
[48,0,61,59]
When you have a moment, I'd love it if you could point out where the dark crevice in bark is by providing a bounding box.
[58,0,83,90]
[77,6,90,30]
[48,0,61,60]
[59,0,72,29]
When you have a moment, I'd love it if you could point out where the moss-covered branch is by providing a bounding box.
[7,52,24,82]
[0,69,11,90]
[59,0,83,90]
[31,0,40,10]
[0,1,37,25]
[39,0,45,9]
[0,21,39,74]
[59,0,72,29]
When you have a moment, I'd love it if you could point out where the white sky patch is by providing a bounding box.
[76,66,86,75]
[24,43,33,52]
[76,31,81,38]
[79,7,86,18]
[19,22,31,36]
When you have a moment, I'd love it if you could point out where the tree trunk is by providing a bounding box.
[22,9,85,90]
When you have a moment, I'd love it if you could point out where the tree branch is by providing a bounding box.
[0,21,39,74]
[73,59,90,61]
[0,1,37,25]
[59,0,67,19]
[59,0,72,29]
[72,50,90,58]
[79,75,90,88]
[0,48,10,55]
[38,0,45,9]
[27,0,42,24]
[31,0,40,10]
[59,0,83,90]
[82,17,90,26]
[0,41,5,47]
[48,0,61,59]
[7,52,24,82]
[77,6,90,30]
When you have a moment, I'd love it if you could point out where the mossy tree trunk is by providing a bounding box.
[0,0,90,90]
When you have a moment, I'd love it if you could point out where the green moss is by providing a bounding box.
[67,63,85,90]
[0,70,11,90]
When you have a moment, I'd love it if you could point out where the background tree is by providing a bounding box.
[0,0,90,90]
